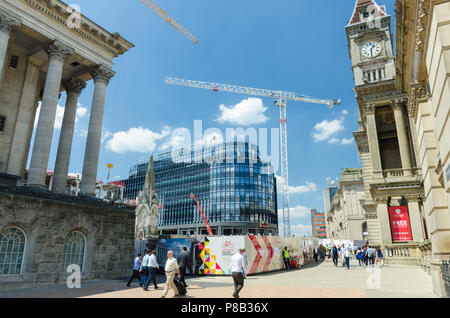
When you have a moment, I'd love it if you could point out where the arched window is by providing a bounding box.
[0,227,26,276]
[62,231,86,272]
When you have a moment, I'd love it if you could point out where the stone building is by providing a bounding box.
[327,169,366,241]
[347,0,450,296]
[0,0,134,290]
[395,0,450,297]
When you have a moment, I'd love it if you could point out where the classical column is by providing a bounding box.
[391,100,413,174]
[52,78,86,194]
[7,57,42,178]
[79,65,115,196]
[364,104,383,179]
[407,197,425,243]
[28,41,74,187]
[376,198,392,246]
[0,11,21,85]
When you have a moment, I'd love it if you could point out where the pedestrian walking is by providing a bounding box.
[325,246,329,262]
[356,249,364,267]
[282,246,290,270]
[145,250,159,290]
[376,247,384,267]
[344,247,351,270]
[242,249,248,279]
[177,246,189,288]
[332,245,339,267]
[139,250,152,290]
[229,248,246,298]
[363,246,368,266]
[127,253,142,287]
[367,246,375,267]
[161,250,181,298]
[313,246,319,263]
[339,244,346,267]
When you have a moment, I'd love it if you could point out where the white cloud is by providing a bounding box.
[312,119,345,142]
[340,137,354,145]
[275,175,317,194]
[278,221,312,237]
[159,128,190,151]
[216,98,269,126]
[291,223,312,236]
[328,138,340,144]
[278,205,311,218]
[101,131,113,143]
[105,126,170,154]
[342,109,349,116]
[76,105,88,123]
[34,103,88,130]
[201,131,224,146]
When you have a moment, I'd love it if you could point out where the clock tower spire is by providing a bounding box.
[346,0,395,89]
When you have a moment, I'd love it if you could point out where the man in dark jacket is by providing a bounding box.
[332,245,339,267]
[313,247,319,263]
[177,246,190,288]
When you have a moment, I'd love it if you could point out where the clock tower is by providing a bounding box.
[346,0,395,88]
[346,1,425,256]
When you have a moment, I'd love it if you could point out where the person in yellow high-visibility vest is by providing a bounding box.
[282,246,290,270]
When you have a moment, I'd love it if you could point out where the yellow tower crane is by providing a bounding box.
[139,0,198,44]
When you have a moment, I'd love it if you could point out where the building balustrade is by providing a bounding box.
[372,167,422,181]
[384,243,422,265]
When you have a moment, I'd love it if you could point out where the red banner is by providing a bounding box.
[388,206,412,241]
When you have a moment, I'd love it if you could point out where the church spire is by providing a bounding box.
[143,153,155,198]
[348,0,387,26]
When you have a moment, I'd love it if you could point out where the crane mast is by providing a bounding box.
[165,77,341,237]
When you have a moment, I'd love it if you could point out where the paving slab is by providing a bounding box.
[0,260,436,298]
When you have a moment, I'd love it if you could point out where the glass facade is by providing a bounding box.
[123,142,278,235]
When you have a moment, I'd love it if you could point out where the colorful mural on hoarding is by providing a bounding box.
[196,235,317,275]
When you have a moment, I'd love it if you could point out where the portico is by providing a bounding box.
[0,0,133,195]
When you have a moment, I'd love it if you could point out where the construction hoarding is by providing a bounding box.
[197,235,317,275]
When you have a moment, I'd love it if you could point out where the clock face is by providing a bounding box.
[361,41,382,58]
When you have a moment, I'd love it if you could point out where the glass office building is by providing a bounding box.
[123,142,278,236]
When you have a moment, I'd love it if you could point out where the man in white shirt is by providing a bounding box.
[140,250,152,290]
[229,249,246,298]
[161,250,181,298]
[144,250,159,291]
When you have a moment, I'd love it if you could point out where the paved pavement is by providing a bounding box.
[0,260,436,298]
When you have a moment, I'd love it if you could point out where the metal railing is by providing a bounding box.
[442,260,450,297]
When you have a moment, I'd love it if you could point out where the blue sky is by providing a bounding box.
[29,0,396,236]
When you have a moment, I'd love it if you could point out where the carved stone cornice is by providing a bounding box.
[0,9,21,33]
[404,194,423,203]
[415,0,431,53]
[91,65,115,85]
[353,130,369,154]
[15,0,134,58]
[47,40,74,62]
[408,82,428,118]
[390,99,405,111]
[364,104,377,116]
[63,78,86,96]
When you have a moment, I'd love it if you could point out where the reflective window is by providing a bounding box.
[0,228,26,276]
[62,232,85,272]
